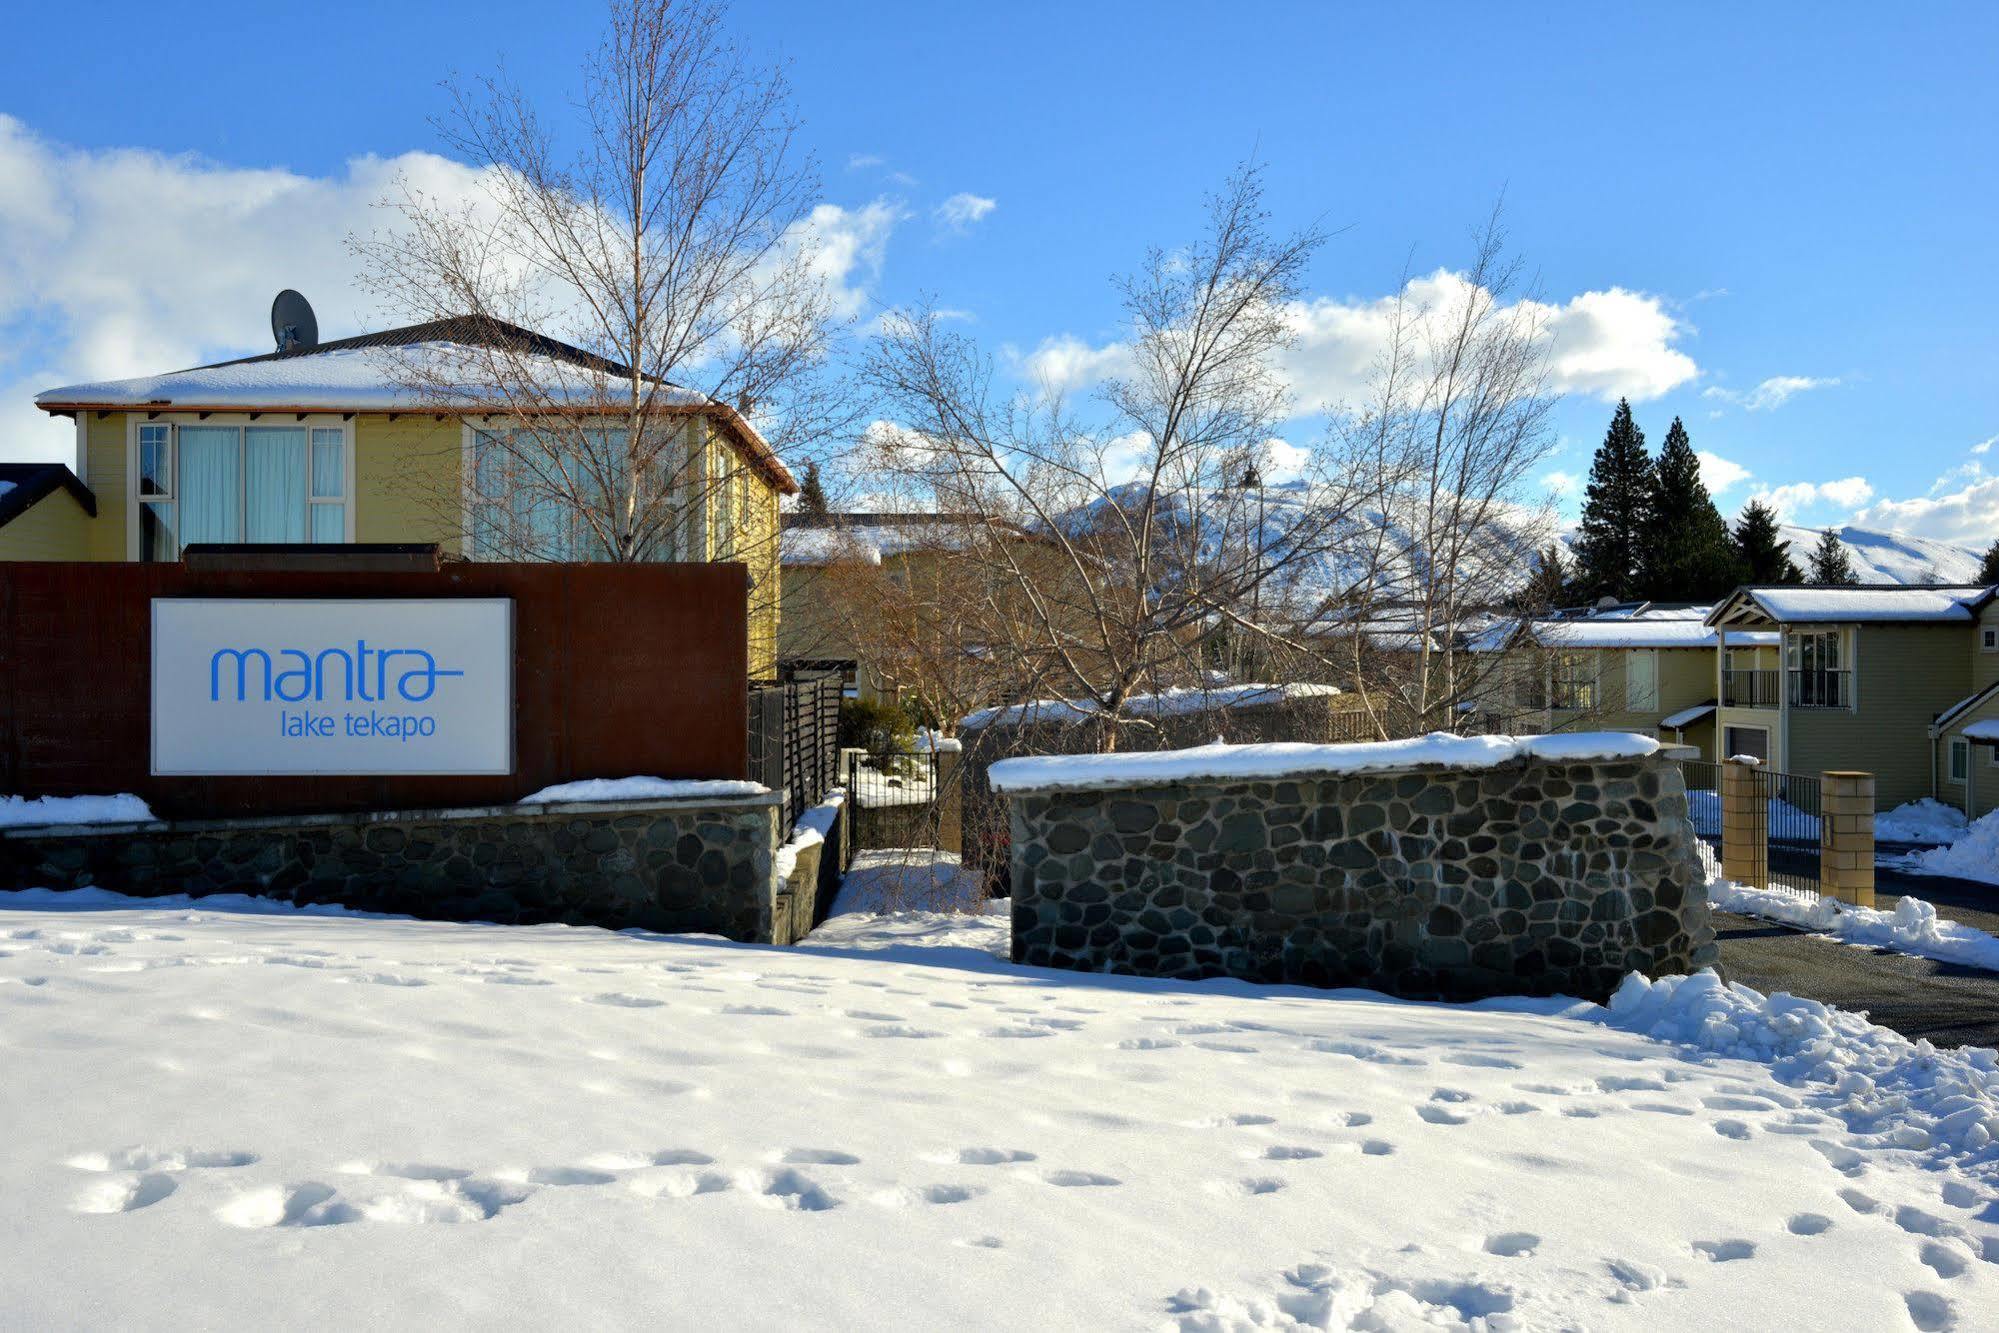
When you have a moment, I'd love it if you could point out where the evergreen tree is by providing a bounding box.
[1518,543,1574,610]
[1638,417,1740,600]
[1571,399,1655,601]
[1980,537,1999,585]
[1805,527,1860,586]
[1733,500,1802,584]
[797,460,830,517]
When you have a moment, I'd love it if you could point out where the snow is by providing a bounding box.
[780,526,884,566]
[1527,619,1748,650]
[961,684,1344,731]
[1776,523,1986,586]
[1745,586,1990,623]
[517,777,769,805]
[1964,720,1999,743]
[825,848,991,916]
[35,343,710,411]
[990,732,1661,794]
[0,479,14,498]
[0,793,155,828]
[1902,808,1999,887]
[1660,703,1716,730]
[1710,879,1999,973]
[2,885,1997,1329]
[778,522,1028,568]
[1877,799,1972,846]
[774,789,845,883]
[1686,789,1819,841]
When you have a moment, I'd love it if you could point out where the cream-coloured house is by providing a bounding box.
[1707,584,1999,811]
[1469,604,1764,752]
[23,315,794,676]
[0,463,98,561]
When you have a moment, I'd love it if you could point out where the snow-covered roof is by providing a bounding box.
[960,683,1344,731]
[988,731,1662,793]
[1660,703,1716,729]
[1718,585,1994,625]
[36,343,712,413]
[1964,719,1999,743]
[1471,607,1778,652]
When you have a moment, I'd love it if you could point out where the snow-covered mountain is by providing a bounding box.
[1774,524,1982,585]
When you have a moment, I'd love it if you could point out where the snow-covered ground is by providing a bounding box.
[1897,810,1999,888]
[3,886,1998,1330]
[1878,800,1973,848]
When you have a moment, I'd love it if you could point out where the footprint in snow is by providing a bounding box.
[631,1170,733,1199]
[67,1147,257,1172]
[940,1148,1037,1165]
[502,1166,617,1187]
[863,1024,945,1039]
[1442,1052,1523,1070]
[1417,1105,1469,1126]
[955,1235,1005,1249]
[1257,1145,1324,1161]
[779,1149,860,1166]
[1788,1212,1834,1235]
[721,1004,790,1017]
[1713,1120,1753,1140]
[1904,1291,1956,1331]
[1360,1139,1396,1156]
[1894,1206,1960,1239]
[339,1161,471,1182]
[1691,1239,1756,1263]
[1041,1170,1120,1188]
[72,1173,178,1214]
[1483,1232,1539,1257]
[1840,1188,1882,1215]
[742,1167,840,1211]
[582,992,666,1008]
[1919,1242,1969,1279]
[1207,1176,1286,1197]
[869,1183,985,1207]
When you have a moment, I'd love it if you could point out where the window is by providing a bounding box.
[1950,737,1970,783]
[1626,649,1658,711]
[1787,628,1850,708]
[136,421,348,561]
[1552,652,1598,711]
[467,421,692,562]
[1982,626,1998,652]
[1724,725,1770,764]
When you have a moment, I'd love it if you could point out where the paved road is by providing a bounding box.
[1714,861,1999,1051]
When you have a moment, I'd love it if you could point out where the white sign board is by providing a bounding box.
[151,599,514,776]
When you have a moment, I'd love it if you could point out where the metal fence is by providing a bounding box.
[747,667,842,833]
[1674,758,1821,898]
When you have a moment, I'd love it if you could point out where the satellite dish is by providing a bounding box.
[270,290,319,353]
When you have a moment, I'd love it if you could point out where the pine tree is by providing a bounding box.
[1518,543,1573,610]
[1733,500,1803,584]
[1806,527,1860,586]
[1638,417,1741,600]
[797,460,830,517]
[1980,538,1999,585]
[1571,399,1655,602]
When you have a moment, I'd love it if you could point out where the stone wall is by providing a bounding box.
[0,796,785,941]
[1004,751,1714,1001]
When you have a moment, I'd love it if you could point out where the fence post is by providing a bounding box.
[1820,771,1876,908]
[1720,757,1768,888]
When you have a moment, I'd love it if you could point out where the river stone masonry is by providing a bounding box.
[1002,750,1714,1001]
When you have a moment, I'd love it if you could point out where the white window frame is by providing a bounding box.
[125,413,356,559]
[1948,736,1970,783]
[1982,625,1998,652]
[1625,648,1658,712]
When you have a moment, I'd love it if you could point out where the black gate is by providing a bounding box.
[843,746,957,852]
[747,668,842,833]
[1675,757,1821,896]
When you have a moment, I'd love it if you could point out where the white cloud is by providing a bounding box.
[1971,435,1994,457]
[1703,374,1840,412]
[934,192,997,231]
[0,115,904,463]
[1540,469,1580,497]
[1748,476,1875,523]
[1015,334,1134,399]
[847,153,885,170]
[1852,475,1999,547]
[1261,438,1311,484]
[1696,450,1753,495]
[1279,272,1696,415]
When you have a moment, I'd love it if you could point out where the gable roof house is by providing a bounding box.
[0,462,99,561]
[26,313,796,676]
[1467,603,1773,752]
[1706,584,1999,811]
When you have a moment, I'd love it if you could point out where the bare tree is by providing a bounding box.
[862,165,1376,748]
[352,0,852,563]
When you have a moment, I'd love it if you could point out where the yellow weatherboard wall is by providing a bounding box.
[353,416,465,553]
[0,489,94,560]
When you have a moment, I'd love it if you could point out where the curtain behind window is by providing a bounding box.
[245,427,308,542]
[177,426,242,546]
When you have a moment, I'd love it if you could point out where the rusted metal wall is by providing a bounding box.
[0,561,750,818]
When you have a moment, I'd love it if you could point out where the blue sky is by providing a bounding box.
[2,1,1994,543]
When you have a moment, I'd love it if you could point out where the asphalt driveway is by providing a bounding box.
[1714,861,1999,1051]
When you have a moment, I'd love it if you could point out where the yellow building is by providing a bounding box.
[23,315,793,676]
[0,463,99,561]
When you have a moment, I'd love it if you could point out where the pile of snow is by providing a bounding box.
[0,793,155,828]
[517,777,768,805]
[989,731,1660,794]
[1710,880,1999,973]
[826,848,989,916]
[3,886,1996,1328]
[1876,799,1971,846]
[961,683,1343,731]
[1686,788,1820,840]
[1775,523,1984,586]
[1903,808,1999,887]
[774,790,845,883]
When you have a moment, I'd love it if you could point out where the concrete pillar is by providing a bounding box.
[1720,757,1767,888]
[934,744,964,856]
[1820,771,1876,908]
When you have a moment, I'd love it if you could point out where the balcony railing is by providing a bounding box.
[1721,668,1780,708]
[1788,669,1852,710]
